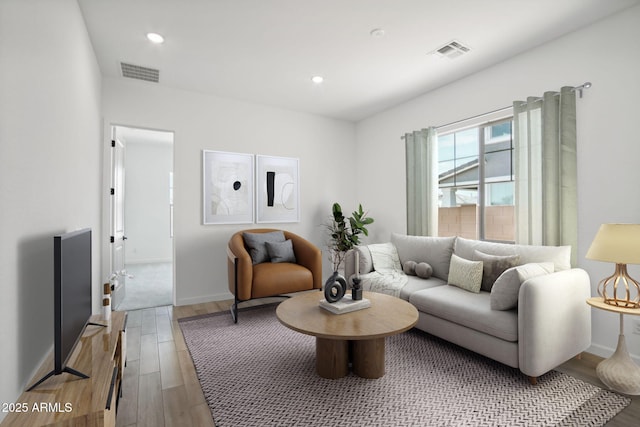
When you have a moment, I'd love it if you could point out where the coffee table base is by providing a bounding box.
[316,337,385,379]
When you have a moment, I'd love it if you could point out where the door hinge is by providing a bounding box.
[111,140,115,147]
[110,236,114,243]
[110,188,115,195]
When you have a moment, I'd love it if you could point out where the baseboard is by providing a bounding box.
[587,342,640,365]
[177,292,234,306]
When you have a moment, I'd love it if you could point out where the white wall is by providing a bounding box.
[102,79,356,305]
[0,0,102,420]
[355,5,640,361]
[124,139,174,264]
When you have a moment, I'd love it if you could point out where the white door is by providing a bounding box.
[111,131,127,308]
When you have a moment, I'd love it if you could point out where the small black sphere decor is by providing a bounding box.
[324,271,347,303]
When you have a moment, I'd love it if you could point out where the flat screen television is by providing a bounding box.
[28,228,98,391]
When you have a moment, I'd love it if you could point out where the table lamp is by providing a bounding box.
[586,223,640,308]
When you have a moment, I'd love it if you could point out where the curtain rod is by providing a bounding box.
[433,82,592,131]
[435,106,512,130]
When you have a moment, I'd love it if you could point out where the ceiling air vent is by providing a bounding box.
[120,62,160,83]
[432,40,471,59]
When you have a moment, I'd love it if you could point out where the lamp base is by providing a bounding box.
[598,263,640,309]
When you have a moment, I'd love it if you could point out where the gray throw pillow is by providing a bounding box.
[266,239,296,263]
[473,250,520,292]
[490,262,554,310]
[447,254,483,293]
[403,260,417,275]
[415,262,433,279]
[243,231,286,264]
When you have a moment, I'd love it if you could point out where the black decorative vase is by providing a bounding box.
[324,271,347,303]
[351,277,363,300]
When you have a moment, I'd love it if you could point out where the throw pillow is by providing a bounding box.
[415,262,433,279]
[447,254,483,293]
[266,239,296,263]
[243,231,286,264]
[403,260,417,275]
[368,242,402,271]
[490,262,554,310]
[473,250,520,292]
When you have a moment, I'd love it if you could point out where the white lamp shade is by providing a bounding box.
[586,224,640,265]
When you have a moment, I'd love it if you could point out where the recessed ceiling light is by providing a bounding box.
[311,76,324,84]
[146,32,165,44]
[370,28,385,38]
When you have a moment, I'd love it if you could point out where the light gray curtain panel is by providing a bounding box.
[513,87,577,266]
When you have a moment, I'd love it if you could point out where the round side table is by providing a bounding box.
[587,297,640,395]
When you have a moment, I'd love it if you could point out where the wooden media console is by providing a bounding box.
[2,311,127,427]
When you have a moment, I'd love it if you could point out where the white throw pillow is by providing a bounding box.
[368,242,402,271]
[447,254,483,293]
[490,262,554,310]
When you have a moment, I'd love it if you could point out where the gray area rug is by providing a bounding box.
[179,304,630,427]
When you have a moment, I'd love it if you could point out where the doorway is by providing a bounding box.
[111,125,175,311]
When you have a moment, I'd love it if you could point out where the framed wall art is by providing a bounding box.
[256,155,300,223]
[202,150,254,224]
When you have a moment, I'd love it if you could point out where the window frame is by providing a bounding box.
[438,116,515,242]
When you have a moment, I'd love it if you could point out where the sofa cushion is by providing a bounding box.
[490,262,554,310]
[266,239,296,263]
[399,276,446,301]
[447,254,483,293]
[368,242,402,271]
[391,233,456,281]
[454,237,571,271]
[243,231,286,264]
[410,286,518,342]
[473,250,520,292]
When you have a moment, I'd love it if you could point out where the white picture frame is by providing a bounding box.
[202,150,254,224]
[256,155,300,223]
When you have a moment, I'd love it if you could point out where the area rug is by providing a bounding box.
[178,304,630,427]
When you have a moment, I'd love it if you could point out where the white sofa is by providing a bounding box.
[344,233,591,383]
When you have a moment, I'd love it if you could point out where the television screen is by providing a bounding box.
[54,228,92,374]
[27,228,93,391]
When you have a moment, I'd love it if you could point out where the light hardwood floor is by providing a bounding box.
[116,299,640,427]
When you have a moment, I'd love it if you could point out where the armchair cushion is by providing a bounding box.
[228,229,323,303]
[266,239,296,263]
[243,230,286,264]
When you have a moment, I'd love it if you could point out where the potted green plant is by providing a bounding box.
[326,202,374,272]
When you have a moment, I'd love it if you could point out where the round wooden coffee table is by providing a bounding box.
[276,291,418,379]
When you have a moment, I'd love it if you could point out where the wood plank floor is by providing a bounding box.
[116,299,640,427]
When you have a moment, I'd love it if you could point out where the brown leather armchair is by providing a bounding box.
[227,229,322,322]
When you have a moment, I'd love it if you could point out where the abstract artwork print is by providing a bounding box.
[256,155,300,223]
[202,150,254,224]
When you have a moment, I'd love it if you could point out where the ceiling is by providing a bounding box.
[78,0,639,122]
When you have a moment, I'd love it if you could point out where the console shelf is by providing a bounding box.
[2,311,127,427]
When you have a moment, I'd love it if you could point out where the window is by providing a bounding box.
[437,119,514,242]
